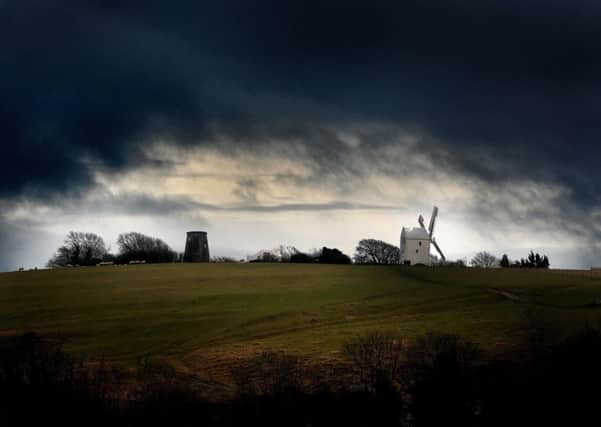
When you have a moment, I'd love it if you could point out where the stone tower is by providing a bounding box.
[183,231,210,262]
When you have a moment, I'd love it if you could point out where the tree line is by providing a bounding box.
[47,231,178,267]
[47,231,552,269]
[246,239,408,265]
[248,239,401,265]
[249,246,353,264]
[471,250,550,269]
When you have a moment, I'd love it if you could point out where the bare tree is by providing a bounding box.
[277,245,299,262]
[248,245,300,262]
[47,231,108,267]
[354,239,400,264]
[470,251,498,268]
[342,332,403,390]
[211,256,238,263]
[116,232,176,263]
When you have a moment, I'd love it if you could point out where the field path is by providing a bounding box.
[488,287,523,302]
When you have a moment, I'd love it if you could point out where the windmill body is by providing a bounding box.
[400,227,432,265]
[400,206,446,266]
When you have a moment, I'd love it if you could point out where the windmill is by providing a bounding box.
[420,206,446,263]
[400,206,446,265]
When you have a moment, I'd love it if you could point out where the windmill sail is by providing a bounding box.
[428,206,438,238]
[418,214,426,230]
[431,237,446,262]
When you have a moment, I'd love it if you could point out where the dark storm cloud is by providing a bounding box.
[2,0,601,214]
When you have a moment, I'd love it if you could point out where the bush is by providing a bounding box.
[342,332,403,392]
[404,333,484,427]
[519,307,556,357]
[131,355,205,423]
[231,351,306,396]
[0,333,112,426]
[8,328,601,426]
[316,247,351,264]
[290,252,314,263]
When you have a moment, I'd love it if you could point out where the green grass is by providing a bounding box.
[1,264,601,366]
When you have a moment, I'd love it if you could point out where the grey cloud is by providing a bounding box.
[2,192,401,225]
[89,194,401,215]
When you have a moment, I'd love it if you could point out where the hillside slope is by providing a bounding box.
[1,264,600,367]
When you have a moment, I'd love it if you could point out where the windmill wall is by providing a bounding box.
[400,228,432,266]
[183,231,210,262]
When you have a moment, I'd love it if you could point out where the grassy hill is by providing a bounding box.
[1,264,601,369]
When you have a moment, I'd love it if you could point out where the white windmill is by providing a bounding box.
[400,206,446,266]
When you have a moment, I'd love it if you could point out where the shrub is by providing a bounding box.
[290,252,314,263]
[316,247,351,264]
[231,351,306,396]
[342,332,403,392]
[404,333,484,427]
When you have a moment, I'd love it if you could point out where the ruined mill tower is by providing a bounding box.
[183,231,210,262]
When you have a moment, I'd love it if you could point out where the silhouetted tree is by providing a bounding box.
[470,251,498,268]
[528,251,536,267]
[249,250,279,262]
[249,246,300,262]
[116,232,177,263]
[500,254,510,268]
[278,245,299,262]
[47,231,108,267]
[342,332,403,391]
[353,239,400,264]
[516,251,550,268]
[290,252,313,263]
[316,247,351,264]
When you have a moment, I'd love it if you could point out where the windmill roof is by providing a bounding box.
[402,227,430,240]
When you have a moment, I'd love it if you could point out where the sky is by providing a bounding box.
[1,0,601,271]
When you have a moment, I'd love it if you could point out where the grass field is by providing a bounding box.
[2,264,601,372]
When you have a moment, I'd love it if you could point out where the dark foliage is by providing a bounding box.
[116,232,177,264]
[354,239,400,264]
[231,351,306,396]
[0,333,114,426]
[47,231,108,267]
[342,332,403,392]
[512,251,550,268]
[250,251,280,263]
[439,259,467,268]
[6,326,601,426]
[128,355,208,425]
[316,247,352,264]
[499,254,510,268]
[290,252,314,263]
[403,333,484,427]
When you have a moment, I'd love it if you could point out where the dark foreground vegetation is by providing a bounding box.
[2,318,601,427]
